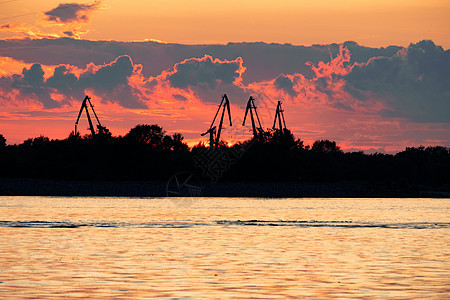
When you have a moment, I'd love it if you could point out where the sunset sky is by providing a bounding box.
[0,0,449,152]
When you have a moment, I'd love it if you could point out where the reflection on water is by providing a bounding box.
[0,197,449,299]
[1,219,449,229]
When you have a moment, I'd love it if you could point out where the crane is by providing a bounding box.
[272,100,287,131]
[74,95,108,136]
[242,96,263,138]
[201,94,232,148]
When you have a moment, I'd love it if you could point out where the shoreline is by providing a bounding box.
[1,178,449,198]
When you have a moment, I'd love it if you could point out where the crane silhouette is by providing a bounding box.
[74,95,108,136]
[272,101,287,131]
[202,94,232,148]
[242,96,263,138]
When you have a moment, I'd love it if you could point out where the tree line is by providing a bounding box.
[0,125,449,187]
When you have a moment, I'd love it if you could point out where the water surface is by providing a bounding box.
[0,197,449,299]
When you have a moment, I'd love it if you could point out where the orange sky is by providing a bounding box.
[0,0,449,48]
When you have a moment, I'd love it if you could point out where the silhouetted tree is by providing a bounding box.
[191,141,207,154]
[311,140,342,153]
[162,135,173,150]
[424,146,450,155]
[261,129,304,151]
[22,135,50,148]
[0,134,5,148]
[94,126,113,142]
[68,131,81,140]
[125,124,165,147]
[170,133,189,152]
[399,145,450,157]
[1,121,448,190]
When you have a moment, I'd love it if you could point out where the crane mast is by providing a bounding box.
[74,95,107,136]
[273,101,287,131]
[242,96,263,138]
[201,94,232,148]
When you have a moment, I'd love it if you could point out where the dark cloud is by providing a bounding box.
[331,41,401,65]
[172,94,187,102]
[44,2,101,24]
[167,55,244,89]
[79,55,145,108]
[46,65,80,98]
[11,64,59,108]
[274,74,296,97]
[0,39,400,84]
[163,55,249,104]
[345,40,450,122]
[1,55,145,109]
[63,31,75,37]
[80,56,133,89]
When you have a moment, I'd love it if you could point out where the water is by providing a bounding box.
[0,197,449,299]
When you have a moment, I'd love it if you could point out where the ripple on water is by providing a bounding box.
[0,219,448,229]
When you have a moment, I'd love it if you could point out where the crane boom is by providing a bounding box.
[273,101,287,131]
[202,94,232,148]
[74,95,107,136]
[215,94,232,147]
[243,96,263,137]
[86,97,103,128]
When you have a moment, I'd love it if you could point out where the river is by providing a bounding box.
[0,197,449,299]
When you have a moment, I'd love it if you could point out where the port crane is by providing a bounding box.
[202,94,232,148]
[242,96,263,138]
[272,100,287,131]
[74,95,108,136]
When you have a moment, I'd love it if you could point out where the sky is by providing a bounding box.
[0,0,449,152]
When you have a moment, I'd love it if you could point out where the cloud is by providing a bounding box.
[0,23,61,39]
[44,1,101,24]
[46,65,80,98]
[10,64,59,108]
[166,55,246,89]
[0,2,101,40]
[345,40,450,122]
[0,39,401,84]
[0,55,146,109]
[154,55,249,104]
[253,46,358,110]
[274,75,296,97]
[78,55,140,107]
[172,94,187,102]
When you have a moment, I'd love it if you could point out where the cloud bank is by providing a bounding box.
[0,55,145,108]
[346,40,450,122]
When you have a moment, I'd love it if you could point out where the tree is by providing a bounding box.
[170,133,189,152]
[125,124,165,147]
[67,130,81,141]
[0,134,5,148]
[311,140,342,153]
[22,135,50,148]
[261,128,304,151]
